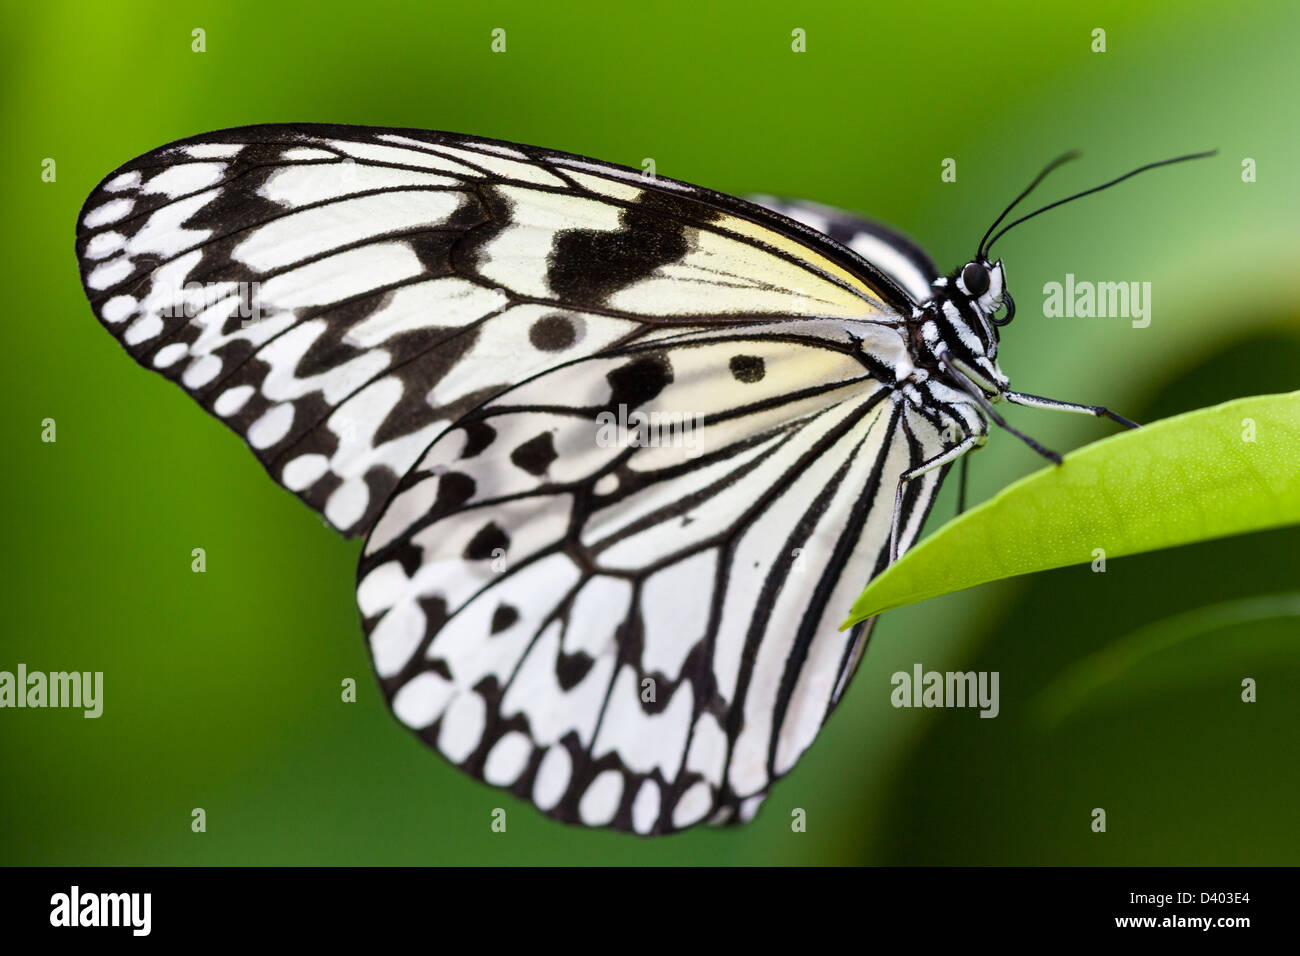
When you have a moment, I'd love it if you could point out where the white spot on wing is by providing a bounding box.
[87,257,133,290]
[281,147,339,161]
[324,479,370,529]
[248,403,294,449]
[213,385,254,417]
[684,712,728,788]
[364,579,427,677]
[84,231,126,259]
[123,312,163,346]
[438,692,487,763]
[672,781,713,829]
[484,732,533,786]
[153,343,188,368]
[101,295,136,323]
[578,769,624,825]
[184,143,243,159]
[740,794,765,821]
[631,780,661,834]
[282,454,330,490]
[83,198,133,228]
[143,162,227,198]
[533,747,572,811]
[103,171,141,193]
[392,671,454,729]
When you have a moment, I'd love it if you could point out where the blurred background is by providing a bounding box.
[2,0,1296,864]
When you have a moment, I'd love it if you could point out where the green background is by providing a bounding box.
[2,0,1297,865]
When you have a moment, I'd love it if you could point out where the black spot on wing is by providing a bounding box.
[459,420,496,458]
[491,604,519,634]
[729,354,765,383]
[392,538,424,577]
[555,651,595,690]
[430,471,476,517]
[546,191,714,304]
[510,431,558,475]
[464,521,510,560]
[604,353,673,410]
[528,313,578,351]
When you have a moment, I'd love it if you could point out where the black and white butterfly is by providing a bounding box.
[75,125,1209,835]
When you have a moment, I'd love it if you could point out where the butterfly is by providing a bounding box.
[74,125,1211,835]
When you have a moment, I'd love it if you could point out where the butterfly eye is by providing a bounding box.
[961,261,990,297]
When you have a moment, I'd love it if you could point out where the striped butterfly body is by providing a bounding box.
[75,125,1203,834]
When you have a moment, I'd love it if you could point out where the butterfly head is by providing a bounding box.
[912,257,1013,397]
[916,148,1216,400]
[954,257,1013,325]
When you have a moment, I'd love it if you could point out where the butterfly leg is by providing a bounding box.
[889,430,985,564]
[1003,390,1140,429]
[937,352,1062,464]
[956,452,970,516]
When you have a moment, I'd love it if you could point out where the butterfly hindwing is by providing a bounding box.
[356,327,956,833]
[75,124,911,535]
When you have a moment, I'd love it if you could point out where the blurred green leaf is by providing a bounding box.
[1027,592,1300,728]
[843,392,1300,628]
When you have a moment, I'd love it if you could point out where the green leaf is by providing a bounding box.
[841,391,1300,629]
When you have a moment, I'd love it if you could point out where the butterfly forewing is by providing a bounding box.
[75,124,909,535]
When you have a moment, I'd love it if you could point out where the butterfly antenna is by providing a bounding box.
[985,149,1218,254]
[976,150,1082,259]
